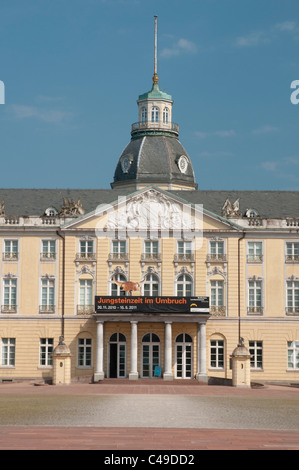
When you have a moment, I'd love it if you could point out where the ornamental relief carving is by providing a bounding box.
[76,264,95,276]
[207,266,226,278]
[103,189,199,234]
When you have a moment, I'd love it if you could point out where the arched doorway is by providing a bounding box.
[175,333,193,379]
[109,333,126,378]
[141,333,160,378]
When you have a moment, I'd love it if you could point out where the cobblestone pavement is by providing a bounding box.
[0,380,298,450]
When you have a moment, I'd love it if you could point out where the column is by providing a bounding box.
[163,321,173,380]
[129,321,138,380]
[196,322,208,382]
[94,321,105,382]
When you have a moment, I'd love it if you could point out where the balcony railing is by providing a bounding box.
[247,255,263,263]
[174,253,195,262]
[76,253,96,261]
[40,252,56,261]
[2,252,19,261]
[206,254,226,262]
[286,307,299,315]
[108,253,129,261]
[286,218,299,227]
[248,218,263,226]
[285,255,299,263]
[247,306,263,315]
[210,306,226,316]
[77,305,94,315]
[141,253,161,262]
[1,305,17,313]
[39,305,55,314]
[131,121,179,135]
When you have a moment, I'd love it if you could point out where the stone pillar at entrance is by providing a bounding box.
[94,321,105,382]
[196,323,208,383]
[129,321,138,380]
[163,321,173,380]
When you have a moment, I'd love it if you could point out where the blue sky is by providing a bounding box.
[0,0,299,190]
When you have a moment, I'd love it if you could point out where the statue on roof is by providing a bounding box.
[0,200,5,216]
[222,198,242,218]
[59,197,85,217]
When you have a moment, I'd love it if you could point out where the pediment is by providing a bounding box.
[62,186,241,234]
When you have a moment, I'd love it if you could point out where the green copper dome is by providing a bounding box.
[138,83,172,102]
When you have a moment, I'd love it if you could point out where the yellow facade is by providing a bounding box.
[0,186,298,384]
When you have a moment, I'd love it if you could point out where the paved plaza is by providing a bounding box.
[0,380,298,450]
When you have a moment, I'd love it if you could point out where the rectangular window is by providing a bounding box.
[177,241,193,260]
[3,279,17,312]
[78,280,93,314]
[248,280,263,314]
[210,340,224,369]
[286,281,299,314]
[79,280,93,306]
[39,338,54,366]
[208,240,225,261]
[78,338,92,367]
[111,240,127,260]
[287,341,299,369]
[1,338,15,366]
[3,240,18,261]
[210,280,225,315]
[249,341,263,369]
[286,243,299,262]
[41,279,55,313]
[211,280,224,306]
[79,240,94,259]
[41,240,56,260]
[247,242,263,262]
[144,240,159,259]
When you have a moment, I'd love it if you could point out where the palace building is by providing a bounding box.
[0,19,299,385]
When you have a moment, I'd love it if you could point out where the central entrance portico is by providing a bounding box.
[93,309,209,382]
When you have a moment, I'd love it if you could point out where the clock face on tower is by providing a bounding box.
[177,155,188,174]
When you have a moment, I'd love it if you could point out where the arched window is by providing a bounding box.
[151,106,159,123]
[144,273,159,296]
[141,107,147,123]
[163,107,169,124]
[176,274,193,296]
[176,333,192,343]
[142,333,160,343]
[111,273,127,296]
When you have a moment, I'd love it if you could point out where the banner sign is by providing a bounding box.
[95,296,209,315]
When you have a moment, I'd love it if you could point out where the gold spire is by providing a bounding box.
[152,16,159,85]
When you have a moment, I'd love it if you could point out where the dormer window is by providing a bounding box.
[151,106,159,123]
[44,207,58,217]
[245,208,259,218]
